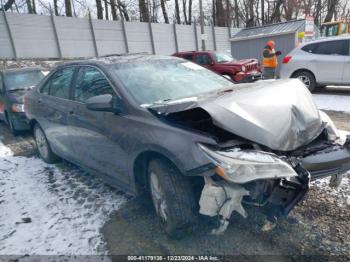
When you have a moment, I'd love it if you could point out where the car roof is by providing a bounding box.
[298,35,350,48]
[61,54,183,68]
[1,67,43,75]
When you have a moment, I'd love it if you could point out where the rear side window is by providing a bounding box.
[74,66,115,103]
[41,67,75,99]
[195,54,212,65]
[302,40,349,56]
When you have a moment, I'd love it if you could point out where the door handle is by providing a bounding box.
[69,110,74,115]
[37,99,41,104]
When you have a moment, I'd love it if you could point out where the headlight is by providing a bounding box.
[11,104,25,113]
[241,66,246,72]
[198,144,297,184]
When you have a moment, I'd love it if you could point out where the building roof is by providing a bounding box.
[231,19,305,40]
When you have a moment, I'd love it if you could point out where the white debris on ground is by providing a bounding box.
[0,141,127,255]
[313,93,350,113]
[311,175,350,206]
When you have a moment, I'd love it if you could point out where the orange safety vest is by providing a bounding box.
[262,48,278,68]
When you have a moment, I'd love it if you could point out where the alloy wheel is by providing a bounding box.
[149,171,168,222]
[35,127,49,160]
[298,75,311,88]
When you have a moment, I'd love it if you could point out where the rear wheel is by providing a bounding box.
[148,158,197,238]
[292,71,316,92]
[34,124,59,163]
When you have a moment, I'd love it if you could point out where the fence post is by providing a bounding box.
[193,21,199,51]
[173,23,179,53]
[121,18,129,53]
[227,26,231,39]
[2,10,17,60]
[211,24,217,51]
[148,21,156,54]
[88,12,99,57]
[50,11,62,59]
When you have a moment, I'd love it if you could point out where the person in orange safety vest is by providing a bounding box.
[262,40,282,79]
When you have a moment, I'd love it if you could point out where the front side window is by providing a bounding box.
[74,67,115,103]
[112,59,234,105]
[194,54,212,65]
[46,67,75,99]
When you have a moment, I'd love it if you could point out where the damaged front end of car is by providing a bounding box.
[148,79,350,234]
[197,144,311,234]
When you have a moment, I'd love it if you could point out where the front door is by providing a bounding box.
[68,65,130,186]
[194,53,213,70]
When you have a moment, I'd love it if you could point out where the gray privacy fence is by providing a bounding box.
[0,12,238,59]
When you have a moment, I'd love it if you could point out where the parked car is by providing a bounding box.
[0,68,45,134]
[173,51,261,83]
[280,36,350,91]
[24,55,350,238]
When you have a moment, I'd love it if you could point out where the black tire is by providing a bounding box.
[292,71,316,92]
[148,158,197,238]
[33,123,59,163]
[6,112,19,136]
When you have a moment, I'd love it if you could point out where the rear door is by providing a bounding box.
[303,40,347,84]
[35,66,77,159]
[68,65,130,186]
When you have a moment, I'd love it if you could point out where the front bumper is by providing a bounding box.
[234,71,262,83]
[301,135,350,180]
[199,164,310,234]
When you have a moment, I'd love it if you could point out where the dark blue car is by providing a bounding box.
[0,68,45,134]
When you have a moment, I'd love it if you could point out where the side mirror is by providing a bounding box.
[86,94,125,114]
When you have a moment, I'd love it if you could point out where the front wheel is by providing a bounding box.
[34,124,59,163]
[292,71,316,92]
[148,159,198,238]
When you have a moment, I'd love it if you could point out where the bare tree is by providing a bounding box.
[96,0,103,19]
[53,0,59,15]
[0,0,16,11]
[160,0,169,23]
[110,0,118,20]
[175,0,181,24]
[104,0,109,19]
[26,0,34,13]
[65,0,73,16]
[139,0,149,22]
[324,0,338,22]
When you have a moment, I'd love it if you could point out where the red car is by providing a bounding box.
[173,51,261,83]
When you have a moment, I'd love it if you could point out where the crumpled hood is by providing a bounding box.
[150,79,323,151]
[200,79,323,151]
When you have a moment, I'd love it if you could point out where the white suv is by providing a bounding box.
[280,36,350,92]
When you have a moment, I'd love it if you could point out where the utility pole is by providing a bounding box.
[199,0,206,50]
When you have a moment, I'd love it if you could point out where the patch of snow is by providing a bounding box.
[0,141,127,255]
[313,94,350,113]
[311,173,350,206]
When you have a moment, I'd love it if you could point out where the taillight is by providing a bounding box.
[282,56,292,64]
